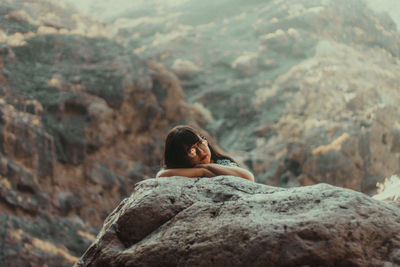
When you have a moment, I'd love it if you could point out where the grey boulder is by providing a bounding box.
[75,176,400,266]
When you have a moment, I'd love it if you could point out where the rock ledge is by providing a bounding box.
[76,177,400,267]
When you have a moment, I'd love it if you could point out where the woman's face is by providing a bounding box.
[186,136,211,165]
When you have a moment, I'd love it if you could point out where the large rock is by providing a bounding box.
[249,0,400,191]
[76,177,400,266]
[252,41,400,192]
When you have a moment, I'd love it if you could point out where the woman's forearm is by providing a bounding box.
[156,168,217,178]
[197,164,254,181]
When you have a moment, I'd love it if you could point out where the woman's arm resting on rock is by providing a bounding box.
[196,164,255,182]
[156,168,217,178]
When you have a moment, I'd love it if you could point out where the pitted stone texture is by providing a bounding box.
[76,177,400,267]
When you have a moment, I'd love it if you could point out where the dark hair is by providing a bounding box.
[163,125,238,169]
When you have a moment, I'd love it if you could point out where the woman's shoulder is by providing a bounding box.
[215,158,238,167]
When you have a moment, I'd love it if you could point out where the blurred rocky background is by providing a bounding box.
[0,0,400,265]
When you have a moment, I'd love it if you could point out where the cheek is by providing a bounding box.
[204,147,212,163]
[206,146,211,156]
[205,154,211,164]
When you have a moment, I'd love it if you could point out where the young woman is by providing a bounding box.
[156,125,254,181]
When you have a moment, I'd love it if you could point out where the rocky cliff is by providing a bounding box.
[105,0,400,194]
[75,176,400,266]
[0,0,204,265]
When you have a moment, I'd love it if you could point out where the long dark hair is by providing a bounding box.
[163,125,238,169]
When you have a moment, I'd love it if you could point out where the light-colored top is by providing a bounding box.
[215,159,238,167]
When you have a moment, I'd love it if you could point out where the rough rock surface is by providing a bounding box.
[0,213,94,266]
[76,176,400,267]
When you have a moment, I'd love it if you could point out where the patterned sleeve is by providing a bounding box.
[215,159,238,167]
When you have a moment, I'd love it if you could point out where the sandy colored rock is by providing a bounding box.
[171,59,201,78]
[231,52,258,76]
